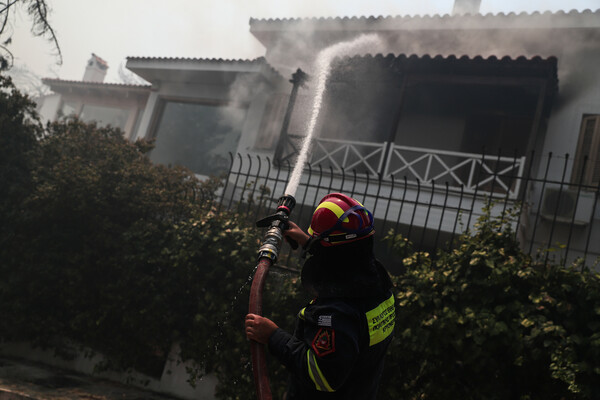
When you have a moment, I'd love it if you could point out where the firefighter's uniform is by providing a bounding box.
[268,287,395,399]
[261,193,394,399]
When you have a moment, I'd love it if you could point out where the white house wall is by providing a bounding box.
[541,49,600,182]
[40,88,149,139]
[36,93,61,123]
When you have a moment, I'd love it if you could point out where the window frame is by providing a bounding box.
[149,97,248,176]
[572,114,600,189]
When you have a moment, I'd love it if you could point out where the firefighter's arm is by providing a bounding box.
[268,308,360,392]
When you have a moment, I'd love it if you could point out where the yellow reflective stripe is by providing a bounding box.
[308,201,350,235]
[366,294,395,346]
[306,350,334,392]
[298,307,306,320]
[315,202,350,223]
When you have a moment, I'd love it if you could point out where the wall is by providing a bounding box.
[35,93,61,123]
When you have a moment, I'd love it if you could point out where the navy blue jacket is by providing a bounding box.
[268,252,395,399]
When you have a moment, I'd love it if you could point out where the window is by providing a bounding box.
[79,104,130,130]
[150,100,246,177]
[572,115,600,188]
[60,100,80,118]
[255,93,287,150]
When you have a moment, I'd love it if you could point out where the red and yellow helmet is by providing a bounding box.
[307,193,374,246]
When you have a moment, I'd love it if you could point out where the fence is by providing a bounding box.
[217,151,600,271]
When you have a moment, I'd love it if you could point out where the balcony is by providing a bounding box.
[289,136,526,199]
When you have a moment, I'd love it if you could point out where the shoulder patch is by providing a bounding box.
[317,314,332,327]
[312,328,335,357]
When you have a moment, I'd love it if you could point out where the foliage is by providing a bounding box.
[0,96,266,389]
[0,74,42,266]
[0,75,301,398]
[380,204,600,400]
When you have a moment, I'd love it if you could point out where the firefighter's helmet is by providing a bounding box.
[307,193,374,246]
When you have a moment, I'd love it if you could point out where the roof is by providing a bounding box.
[42,78,151,97]
[331,53,558,80]
[250,9,600,28]
[125,56,284,85]
[328,52,558,103]
[42,78,150,89]
[249,9,600,49]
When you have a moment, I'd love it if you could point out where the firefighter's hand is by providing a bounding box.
[283,221,310,248]
[245,314,278,344]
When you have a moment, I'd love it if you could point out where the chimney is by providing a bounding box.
[452,0,482,15]
[83,53,108,82]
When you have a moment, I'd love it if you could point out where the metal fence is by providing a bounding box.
[217,151,600,272]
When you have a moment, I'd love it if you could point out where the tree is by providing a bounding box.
[0,0,61,70]
[0,116,205,368]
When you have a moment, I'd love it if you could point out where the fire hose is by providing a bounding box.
[249,194,296,400]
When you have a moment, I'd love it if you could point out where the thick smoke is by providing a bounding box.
[260,10,599,108]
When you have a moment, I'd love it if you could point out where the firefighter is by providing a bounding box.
[245,193,395,399]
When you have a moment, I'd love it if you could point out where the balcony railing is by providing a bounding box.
[295,136,526,199]
[309,137,387,177]
[385,144,525,199]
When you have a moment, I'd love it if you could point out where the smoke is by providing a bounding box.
[259,9,600,122]
[285,34,384,196]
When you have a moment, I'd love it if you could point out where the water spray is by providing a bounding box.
[249,194,296,400]
[285,33,383,196]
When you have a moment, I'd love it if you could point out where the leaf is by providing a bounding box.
[521,319,535,328]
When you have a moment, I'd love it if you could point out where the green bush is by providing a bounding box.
[380,205,600,400]
[0,85,264,387]
[0,75,304,398]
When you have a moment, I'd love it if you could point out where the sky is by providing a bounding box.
[6,0,600,85]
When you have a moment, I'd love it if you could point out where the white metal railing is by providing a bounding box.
[296,137,526,199]
[384,144,526,198]
[308,137,387,176]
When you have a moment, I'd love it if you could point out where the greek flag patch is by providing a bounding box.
[317,315,332,327]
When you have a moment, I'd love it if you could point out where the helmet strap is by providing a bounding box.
[319,204,374,241]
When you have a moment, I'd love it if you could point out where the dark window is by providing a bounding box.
[255,94,287,150]
[150,100,246,176]
[80,104,129,130]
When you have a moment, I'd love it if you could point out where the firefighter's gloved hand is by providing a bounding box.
[245,314,278,344]
[283,221,310,249]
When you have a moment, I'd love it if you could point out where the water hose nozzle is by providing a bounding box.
[256,195,296,262]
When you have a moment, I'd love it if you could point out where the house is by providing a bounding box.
[38,54,150,140]
[235,3,599,266]
[125,56,286,177]
[36,2,597,265]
